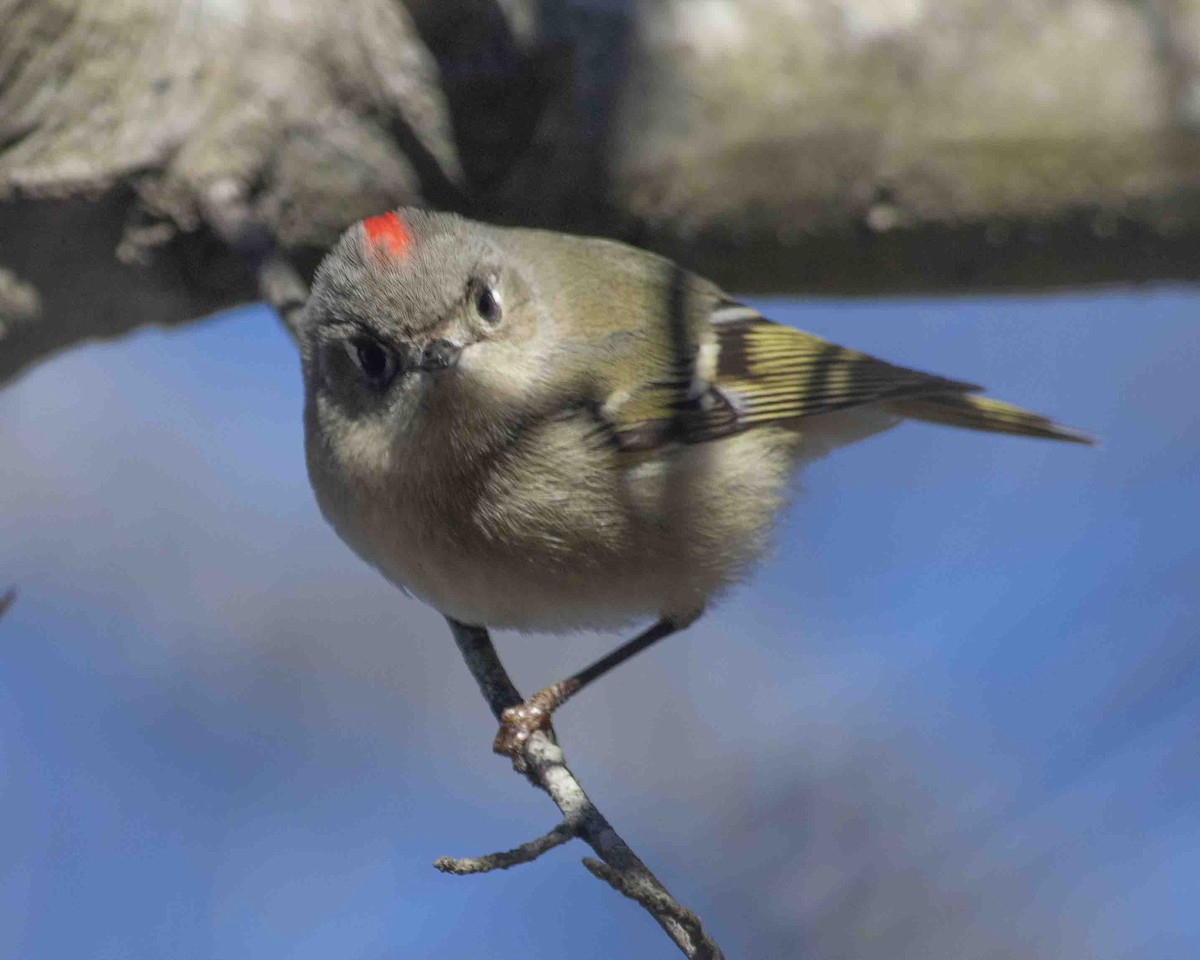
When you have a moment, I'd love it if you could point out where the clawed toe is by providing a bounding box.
[491,683,575,756]
[493,700,553,755]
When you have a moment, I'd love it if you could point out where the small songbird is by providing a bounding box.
[300,208,1091,753]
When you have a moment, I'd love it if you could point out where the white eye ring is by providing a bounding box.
[342,336,397,388]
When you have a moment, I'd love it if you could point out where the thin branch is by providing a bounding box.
[446,619,726,960]
[434,819,577,875]
[582,857,714,949]
[199,181,307,341]
[256,252,308,341]
[0,588,14,620]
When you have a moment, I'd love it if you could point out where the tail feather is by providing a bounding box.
[888,393,1095,445]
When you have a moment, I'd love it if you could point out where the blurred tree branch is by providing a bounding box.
[3,0,1200,384]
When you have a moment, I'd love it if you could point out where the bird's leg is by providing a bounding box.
[493,612,699,757]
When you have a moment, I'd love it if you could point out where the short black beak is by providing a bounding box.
[417,338,461,372]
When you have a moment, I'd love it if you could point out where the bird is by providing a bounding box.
[299,207,1091,754]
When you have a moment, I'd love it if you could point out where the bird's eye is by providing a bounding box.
[472,280,502,326]
[344,336,396,388]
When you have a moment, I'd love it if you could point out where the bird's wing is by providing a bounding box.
[596,297,980,452]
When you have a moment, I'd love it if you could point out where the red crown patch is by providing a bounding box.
[362,211,412,258]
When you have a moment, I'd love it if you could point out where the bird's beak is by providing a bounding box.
[416,338,462,373]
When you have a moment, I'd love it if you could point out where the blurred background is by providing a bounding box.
[3,288,1197,959]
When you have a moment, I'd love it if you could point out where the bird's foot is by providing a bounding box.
[493,682,578,757]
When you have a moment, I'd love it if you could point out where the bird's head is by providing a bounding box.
[301,209,559,489]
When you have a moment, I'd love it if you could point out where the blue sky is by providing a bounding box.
[2,289,1197,959]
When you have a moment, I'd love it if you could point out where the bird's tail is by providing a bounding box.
[888,393,1094,445]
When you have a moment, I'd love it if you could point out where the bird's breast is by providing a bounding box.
[330,413,805,631]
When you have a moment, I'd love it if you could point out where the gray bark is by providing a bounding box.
[2,0,1199,383]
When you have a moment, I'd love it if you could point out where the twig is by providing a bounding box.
[199,180,307,341]
[255,252,309,341]
[0,588,14,620]
[582,857,714,949]
[446,619,726,960]
[434,819,577,875]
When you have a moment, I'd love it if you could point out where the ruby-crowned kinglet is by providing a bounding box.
[300,208,1090,752]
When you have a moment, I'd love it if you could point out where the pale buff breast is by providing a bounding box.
[323,406,898,631]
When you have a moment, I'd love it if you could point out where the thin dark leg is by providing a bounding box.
[445,618,523,721]
[493,614,694,756]
[569,617,681,696]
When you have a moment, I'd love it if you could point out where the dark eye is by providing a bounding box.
[344,336,396,388]
[472,281,502,326]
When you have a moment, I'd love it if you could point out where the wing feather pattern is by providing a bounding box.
[597,297,1091,451]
